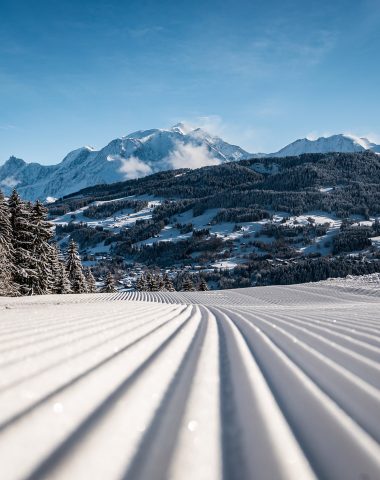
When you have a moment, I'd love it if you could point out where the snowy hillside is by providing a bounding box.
[272,134,380,157]
[0,124,251,201]
[0,277,380,480]
[49,151,380,288]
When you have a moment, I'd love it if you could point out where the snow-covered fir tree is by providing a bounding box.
[182,276,195,291]
[145,272,153,291]
[65,239,88,293]
[8,190,38,295]
[56,260,73,294]
[0,190,13,256]
[198,279,209,291]
[85,268,97,293]
[101,272,117,293]
[0,189,89,297]
[51,244,72,294]
[163,273,175,292]
[136,274,148,291]
[30,201,56,295]
[149,274,161,291]
[157,274,165,291]
[0,191,18,296]
[0,243,18,296]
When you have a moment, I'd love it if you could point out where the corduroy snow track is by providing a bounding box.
[0,277,379,480]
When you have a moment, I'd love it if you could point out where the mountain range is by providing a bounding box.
[1,123,379,200]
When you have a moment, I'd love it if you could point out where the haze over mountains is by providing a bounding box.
[1,123,379,200]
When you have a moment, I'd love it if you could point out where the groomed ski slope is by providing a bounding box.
[0,278,380,480]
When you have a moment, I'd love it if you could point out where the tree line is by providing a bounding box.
[0,189,101,296]
[135,272,208,292]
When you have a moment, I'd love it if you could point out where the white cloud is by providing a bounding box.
[181,114,270,153]
[167,141,221,170]
[119,156,152,179]
[0,176,20,188]
[364,132,380,144]
[306,131,333,140]
[195,115,225,137]
[306,132,318,141]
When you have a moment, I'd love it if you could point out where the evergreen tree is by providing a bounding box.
[85,268,97,293]
[0,190,13,255]
[163,273,175,291]
[182,276,195,291]
[30,201,55,295]
[49,244,62,294]
[0,243,18,296]
[0,190,17,296]
[198,279,209,291]
[157,274,165,291]
[56,261,73,294]
[65,239,88,293]
[148,274,159,291]
[136,274,148,291]
[101,272,117,293]
[145,272,153,291]
[8,190,38,295]
[51,244,72,294]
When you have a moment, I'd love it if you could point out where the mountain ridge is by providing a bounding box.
[1,126,379,200]
[272,134,380,157]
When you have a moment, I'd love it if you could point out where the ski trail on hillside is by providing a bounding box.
[0,278,379,480]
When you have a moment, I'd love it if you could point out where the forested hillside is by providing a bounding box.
[47,151,380,291]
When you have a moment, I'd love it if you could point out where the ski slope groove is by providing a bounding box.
[0,278,379,480]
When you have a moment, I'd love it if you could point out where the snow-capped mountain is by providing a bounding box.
[0,123,252,200]
[271,134,380,157]
[1,127,379,201]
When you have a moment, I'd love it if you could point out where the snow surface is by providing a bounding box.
[0,277,379,480]
[52,196,162,233]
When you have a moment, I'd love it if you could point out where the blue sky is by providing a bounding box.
[0,0,379,164]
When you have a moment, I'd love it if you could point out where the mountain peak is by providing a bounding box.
[169,122,195,135]
[273,133,380,157]
[0,155,27,170]
[4,156,26,168]
[0,124,251,200]
[2,126,379,201]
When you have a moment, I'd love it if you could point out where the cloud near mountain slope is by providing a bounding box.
[167,141,221,169]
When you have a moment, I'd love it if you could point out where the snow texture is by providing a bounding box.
[0,277,379,480]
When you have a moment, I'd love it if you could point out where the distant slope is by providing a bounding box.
[1,277,380,480]
[49,151,380,284]
[53,151,380,207]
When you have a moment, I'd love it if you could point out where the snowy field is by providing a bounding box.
[0,278,380,480]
